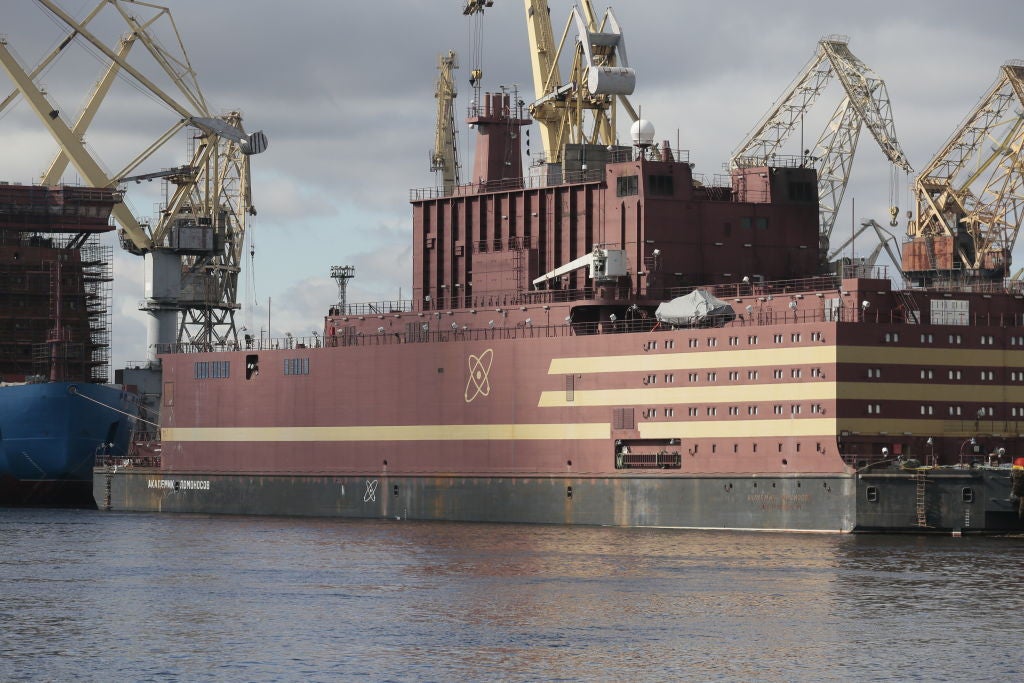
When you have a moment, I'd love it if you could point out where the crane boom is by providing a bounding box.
[732,36,912,251]
[430,51,460,194]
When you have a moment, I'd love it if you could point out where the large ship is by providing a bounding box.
[0,184,138,506]
[94,7,1024,532]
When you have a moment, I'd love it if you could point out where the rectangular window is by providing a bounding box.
[194,360,230,380]
[647,174,674,196]
[616,175,639,197]
[613,407,635,430]
[284,357,311,375]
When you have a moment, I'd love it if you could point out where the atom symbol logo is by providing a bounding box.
[464,348,494,403]
[363,479,378,503]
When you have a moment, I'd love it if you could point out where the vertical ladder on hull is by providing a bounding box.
[914,470,929,528]
[102,470,113,511]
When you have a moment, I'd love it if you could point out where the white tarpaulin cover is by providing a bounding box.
[655,289,736,327]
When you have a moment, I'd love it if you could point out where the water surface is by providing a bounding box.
[1,509,1021,681]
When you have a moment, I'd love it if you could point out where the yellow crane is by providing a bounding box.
[732,37,913,259]
[430,51,461,195]
[0,0,267,356]
[522,0,637,163]
[904,61,1024,283]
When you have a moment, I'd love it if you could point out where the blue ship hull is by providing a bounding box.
[0,382,138,507]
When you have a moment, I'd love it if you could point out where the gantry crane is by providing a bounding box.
[521,0,637,162]
[732,36,913,259]
[430,51,461,194]
[903,61,1024,284]
[0,0,266,358]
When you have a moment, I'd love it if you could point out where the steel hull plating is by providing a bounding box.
[1,382,137,506]
[96,470,857,531]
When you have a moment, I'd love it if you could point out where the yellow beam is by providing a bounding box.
[43,34,136,184]
[0,39,150,248]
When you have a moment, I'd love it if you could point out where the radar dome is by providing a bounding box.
[631,119,655,147]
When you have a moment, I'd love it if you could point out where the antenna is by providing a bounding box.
[330,265,356,312]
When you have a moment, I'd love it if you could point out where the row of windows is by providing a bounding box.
[864,368,1020,381]
[194,360,230,379]
[647,365,1017,384]
[652,402,1012,418]
[895,332,996,345]
[194,359,311,379]
[654,330,1013,351]
[663,404,824,417]
[676,333,819,348]
[675,369,821,383]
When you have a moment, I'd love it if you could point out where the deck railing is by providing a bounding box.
[153,301,1024,357]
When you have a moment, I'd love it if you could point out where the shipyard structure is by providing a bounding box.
[0,184,137,505]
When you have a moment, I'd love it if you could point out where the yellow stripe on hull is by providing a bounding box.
[162,422,611,443]
[548,346,836,374]
[548,345,1024,375]
[539,382,836,407]
[539,381,1022,407]
[639,418,837,439]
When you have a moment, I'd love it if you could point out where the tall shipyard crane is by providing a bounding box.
[0,0,266,359]
[522,0,637,162]
[732,37,913,262]
[903,62,1024,284]
[430,51,460,195]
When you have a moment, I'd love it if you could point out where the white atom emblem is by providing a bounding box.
[465,348,494,403]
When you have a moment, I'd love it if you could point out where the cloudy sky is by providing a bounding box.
[3,0,1023,369]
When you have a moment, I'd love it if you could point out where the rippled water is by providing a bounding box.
[1,509,1022,682]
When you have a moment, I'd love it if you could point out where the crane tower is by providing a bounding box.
[903,62,1024,285]
[0,0,267,360]
[430,51,461,195]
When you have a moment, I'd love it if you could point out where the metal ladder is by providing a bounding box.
[914,470,929,527]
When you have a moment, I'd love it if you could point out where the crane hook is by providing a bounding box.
[889,205,899,227]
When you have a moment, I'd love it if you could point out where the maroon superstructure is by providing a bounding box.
[406,91,821,320]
